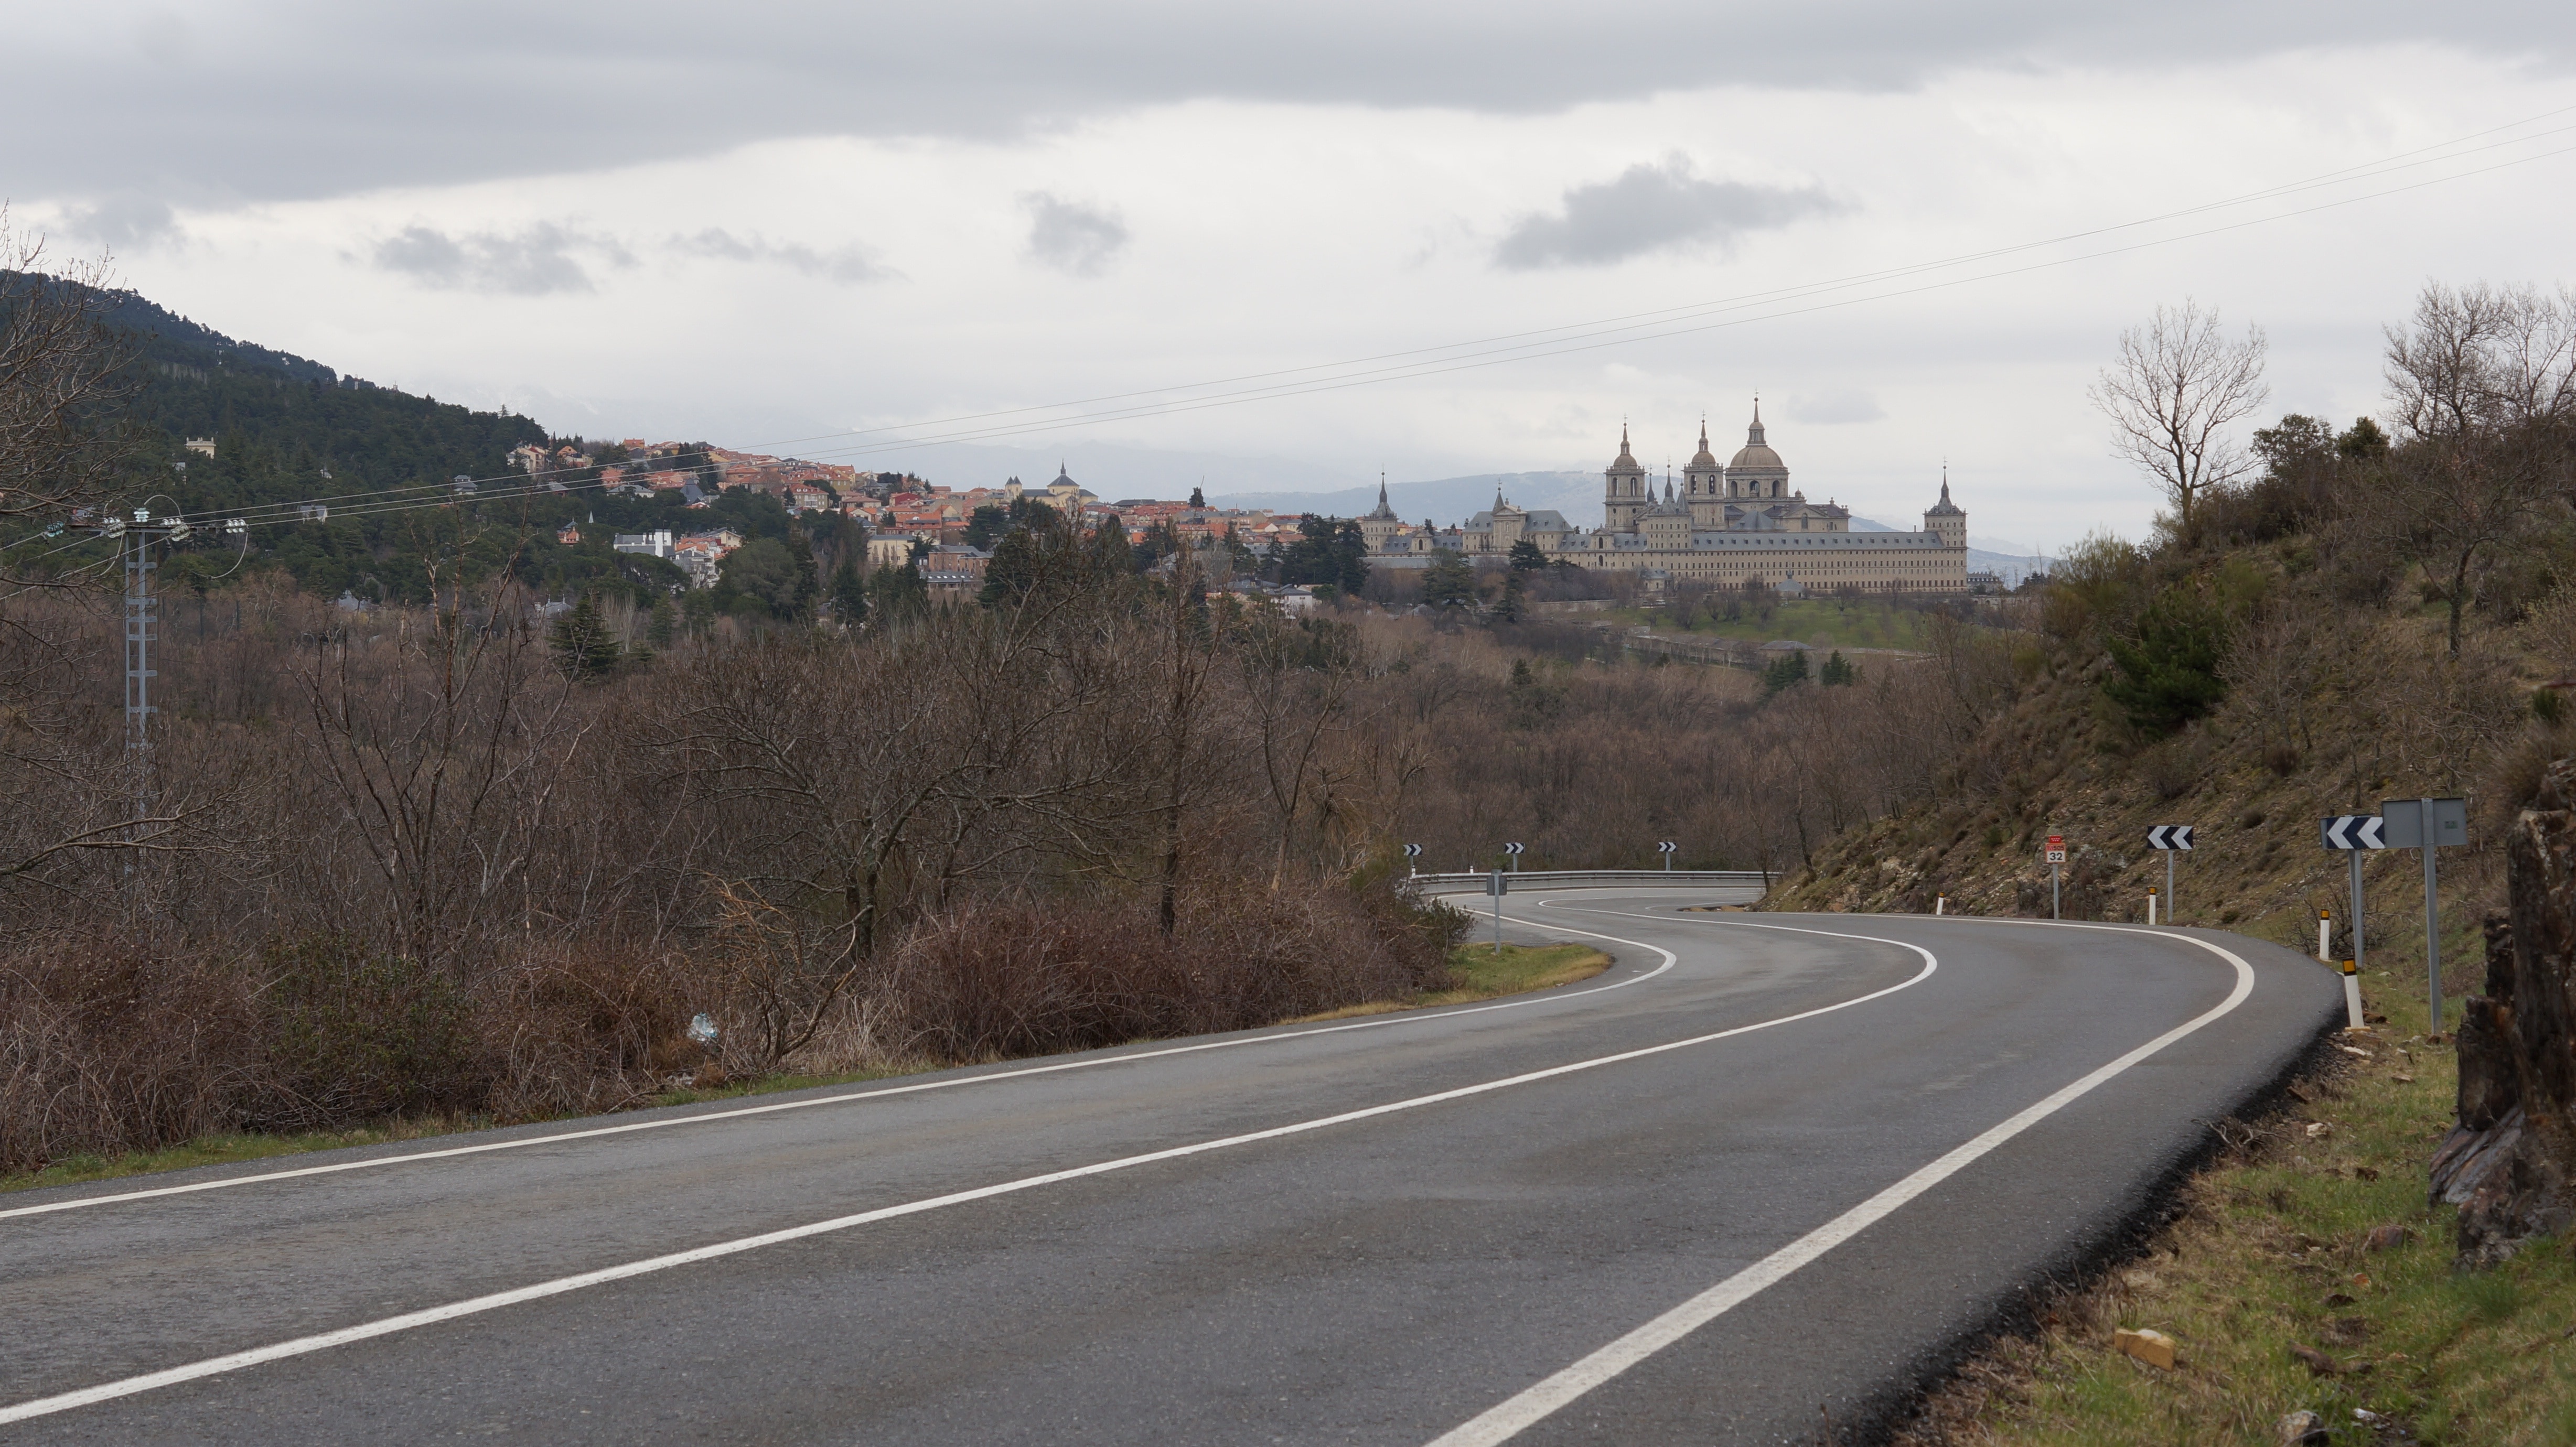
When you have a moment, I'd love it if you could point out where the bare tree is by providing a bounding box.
[2376,282,2576,655]
[0,215,134,549]
[2089,299,2270,535]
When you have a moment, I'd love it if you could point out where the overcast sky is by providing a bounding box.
[15,2,2576,548]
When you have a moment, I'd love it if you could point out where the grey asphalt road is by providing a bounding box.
[1,896,2340,1445]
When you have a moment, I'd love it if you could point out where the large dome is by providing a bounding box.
[1729,403,1785,471]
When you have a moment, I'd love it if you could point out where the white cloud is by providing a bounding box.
[1495,157,1842,269]
[670,228,888,283]
[1021,194,1130,277]
[369,222,632,295]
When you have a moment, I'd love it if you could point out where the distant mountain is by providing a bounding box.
[1210,471,1601,530]
[843,439,1370,499]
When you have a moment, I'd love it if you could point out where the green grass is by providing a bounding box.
[1609,598,1938,651]
[1915,982,2576,1446]
[1292,942,1613,1021]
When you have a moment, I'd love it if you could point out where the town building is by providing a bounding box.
[1374,408,1965,594]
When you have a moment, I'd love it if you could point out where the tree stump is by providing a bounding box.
[2431,755,2576,1265]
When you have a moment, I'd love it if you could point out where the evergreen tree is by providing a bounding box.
[2104,587,2229,737]
[1818,650,1858,685]
[964,504,1011,549]
[1188,485,1206,508]
[1088,516,1133,578]
[1507,538,1548,571]
[549,593,620,680]
[789,525,820,620]
[646,595,678,650]
[1421,549,1476,608]
[830,556,868,624]
[979,526,1042,608]
[1760,649,1811,697]
[868,557,928,623]
[1494,569,1527,622]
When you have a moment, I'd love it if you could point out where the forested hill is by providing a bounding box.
[7,276,829,606]
[62,278,551,512]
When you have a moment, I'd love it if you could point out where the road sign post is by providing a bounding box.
[2382,797,2467,1031]
[2146,825,2193,923]
[1657,840,1677,872]
[1485,869,1508,954]
[2045,835,2065,920]
[1403,843,1422,878]
[2321,814,2385,987]
[1503,841,1524,873]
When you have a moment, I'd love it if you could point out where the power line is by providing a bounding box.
[32,96,2576,544]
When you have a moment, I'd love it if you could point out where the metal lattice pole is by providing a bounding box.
[123,524,157,873]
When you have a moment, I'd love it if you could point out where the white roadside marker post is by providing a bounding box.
[2342,957,2365,1029]
[1486,868,1507,955]
[2146,886,2158,927]
[2317,909,2332,964]
[1934,894,1945,916]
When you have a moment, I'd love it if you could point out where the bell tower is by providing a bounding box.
[1604,424,1647,533]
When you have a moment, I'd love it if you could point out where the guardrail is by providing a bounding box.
[1404,869,1770,894]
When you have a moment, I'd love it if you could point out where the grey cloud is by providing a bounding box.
[21,2,2568,207]
[60,193,184,252]
[672,228,888,283]
[1022,194,1129,278]
[370,222,632,295]
[1787,388,1887,425]
[1494,157,1841,269]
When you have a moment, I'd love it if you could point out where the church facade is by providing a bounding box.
[1431,408,1966,595]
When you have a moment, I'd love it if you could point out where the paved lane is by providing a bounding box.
[0,896,2338,1443]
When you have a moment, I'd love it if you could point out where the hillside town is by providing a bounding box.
[534,407,1976,602]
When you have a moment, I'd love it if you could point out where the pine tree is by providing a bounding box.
[830,557,869,624]
[788,525,820,620]
[1818,650,1858,685]
[1421,549,1476,608]
[549,593,620,680]
[1760,649,1811,697]
[1507,538,1548,571]
[1494,568,1527,622]
[646,596,677,650]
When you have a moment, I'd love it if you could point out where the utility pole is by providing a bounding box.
[98,507,188,887]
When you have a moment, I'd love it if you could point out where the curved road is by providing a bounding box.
[0,894,2339,1444]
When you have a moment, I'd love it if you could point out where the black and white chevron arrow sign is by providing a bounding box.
[1402,844,1422,858]
[1503,842,1525,855]
[2321,815,2386,850]
[2146,825,2194,851]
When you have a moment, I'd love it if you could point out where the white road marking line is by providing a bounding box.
[1421,922,2258,1447]
[0,896,1666,1223]
[0,921,1931,1427]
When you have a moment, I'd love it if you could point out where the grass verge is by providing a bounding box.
[2,947,1611,1196]
[1290,942,1613,1022]
[0,1062,930,1198]
[1898,985,2576,1446]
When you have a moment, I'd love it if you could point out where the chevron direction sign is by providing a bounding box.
[2321,815,2385,850]
[1402,844,1422,859]
[2146,825,2194,851]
